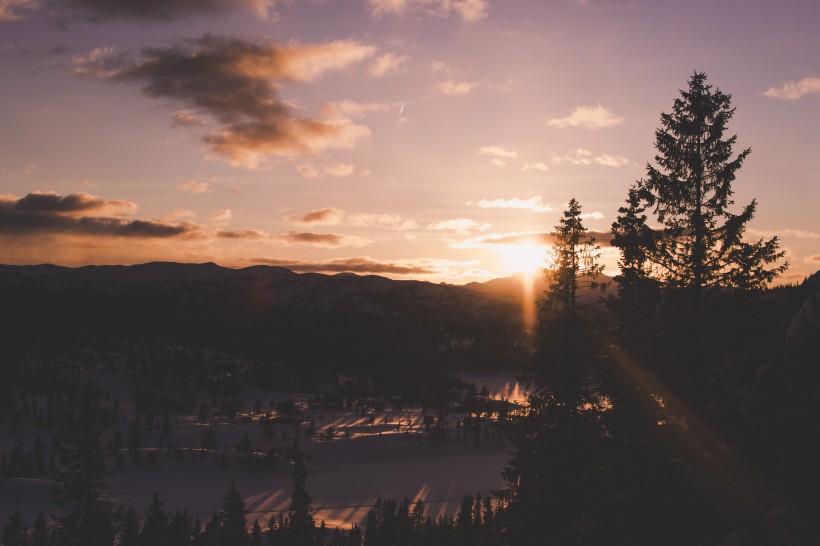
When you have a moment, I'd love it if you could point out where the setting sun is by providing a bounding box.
[500,243,548,275]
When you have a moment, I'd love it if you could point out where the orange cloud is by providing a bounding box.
[75,34,375,167]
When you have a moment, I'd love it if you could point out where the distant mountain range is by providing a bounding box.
[0,262,539,374]
[0,262,614,307]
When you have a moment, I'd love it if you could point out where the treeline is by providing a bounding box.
[0,451,504,546]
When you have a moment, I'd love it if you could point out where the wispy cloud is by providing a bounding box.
[74,35,376,167]
[437,80,477,96]
[0,0,39,21]
[522,162,549,172]
[477,145,518,159]
[551,148,631,167]
[593,153,631,167]
[296,164,320,178]
[427,218,491,235]
[452,230,614,249]
[763,77,820,100]
[251,256,436,275]
[274,231,371,247]
[324,100,393,118]
[216,229,267,239]
[295,162,356,178]
[178,180,211,194]
[366,0,488,22]
[475,196,552,212]
[290,207,344,224]
[547,104,623,129]
[171,110,203,128]
[209,208,232,223]
[288,208,416,230]
[346,213,417,230]
[325,163,355,177]
[368,52,410,78]
[451,0,488,21]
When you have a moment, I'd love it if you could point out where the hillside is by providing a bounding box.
[0,263,530,380]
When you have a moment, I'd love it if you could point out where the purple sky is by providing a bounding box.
[1,0,818,283]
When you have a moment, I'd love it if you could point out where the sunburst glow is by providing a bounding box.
[500,243,547,275]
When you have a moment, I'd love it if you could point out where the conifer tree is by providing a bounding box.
[1,511,28,546]
[118,508,140,546]
[30,512,49,546]
[614,72,786,297]
[51,387,115,546]
[140,492,169,545]
[249,520,264,546]
[287,443,318,546]
[218,482,248,546]
[502,198,606,544]
[537,197,605,420]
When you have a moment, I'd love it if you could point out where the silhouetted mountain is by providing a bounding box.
[0,263,531,379]
[464,271,615,305]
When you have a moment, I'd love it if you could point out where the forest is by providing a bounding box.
[1,73,818,546]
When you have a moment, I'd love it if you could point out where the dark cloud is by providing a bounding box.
[251,257,435,275]
[277,232,347,246]
[75,34,372,167]
[10,191,134,215]
[50,0,273,22]
[808,255,820,263]
[0,192,191,238]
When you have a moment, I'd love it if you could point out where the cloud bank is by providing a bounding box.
[74,34,376,167]
[0,192,191,238]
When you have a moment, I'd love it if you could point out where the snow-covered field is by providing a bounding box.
[1,367,521,530]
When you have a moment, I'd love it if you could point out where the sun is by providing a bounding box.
[500,243,547,275]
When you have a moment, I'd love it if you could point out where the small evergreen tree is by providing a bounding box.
[249,520,264,546]
[1,511,28,546]
[140,492,169,545]
[218,482,248,546]
[30,512,49,546]
[118,507,140,546]
[51,387,115,546]
[288,443,318,546]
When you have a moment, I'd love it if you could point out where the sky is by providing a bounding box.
[1,0,818,284]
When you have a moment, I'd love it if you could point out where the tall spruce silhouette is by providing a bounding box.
[613,72,786,299]
[502,198,606,544]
